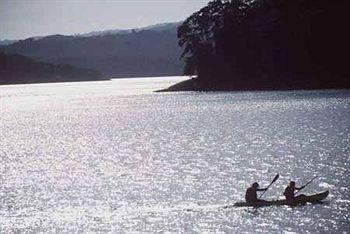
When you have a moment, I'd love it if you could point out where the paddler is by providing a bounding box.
[283,181,306,200]
[245,182,268,203]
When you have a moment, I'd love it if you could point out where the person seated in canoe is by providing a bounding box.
[283,181,306,201]
[245,182,268,203]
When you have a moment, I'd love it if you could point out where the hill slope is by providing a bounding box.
[0,53,105,85]
[0,23,183,78]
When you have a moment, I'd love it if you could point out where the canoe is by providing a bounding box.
[231,190,329,208]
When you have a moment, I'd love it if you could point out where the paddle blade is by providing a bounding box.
[272,174,279,183]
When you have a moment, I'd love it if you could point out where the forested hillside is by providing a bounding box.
[174,0,349,91]
[0,23,183,78]
[0,53,104,85]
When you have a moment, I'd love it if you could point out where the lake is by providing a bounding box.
[0,77,349,232]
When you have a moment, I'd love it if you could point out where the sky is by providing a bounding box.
[0,0,209,40]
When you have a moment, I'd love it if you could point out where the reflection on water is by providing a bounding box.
[0,77,349,232]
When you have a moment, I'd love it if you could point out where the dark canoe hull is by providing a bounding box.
[233,191,329,208]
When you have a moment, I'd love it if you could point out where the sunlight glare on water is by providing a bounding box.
[0,76,349,232]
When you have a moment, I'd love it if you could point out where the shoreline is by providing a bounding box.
[156,77,350,93]
[0,77,111,86]
[0,78,111,86]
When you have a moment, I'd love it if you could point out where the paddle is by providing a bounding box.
[259,173,279,199]
[295,176,317,195]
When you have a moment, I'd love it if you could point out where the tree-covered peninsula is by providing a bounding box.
[0,53,106,85]
[160,0,349,92]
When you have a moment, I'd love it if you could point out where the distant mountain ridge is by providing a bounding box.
[78,22,181,37]
[0,22,184,78]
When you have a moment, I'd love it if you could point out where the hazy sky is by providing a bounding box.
[0,0,209,40]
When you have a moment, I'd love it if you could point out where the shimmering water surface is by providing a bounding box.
[1,77,349,233]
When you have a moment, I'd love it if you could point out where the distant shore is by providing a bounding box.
[0,78,111,86]
[0,53,108,85]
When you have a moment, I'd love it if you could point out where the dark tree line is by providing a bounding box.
[178,0,349,90]
[0,53,104,85]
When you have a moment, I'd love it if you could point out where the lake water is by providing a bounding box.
[0,77,349,233]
